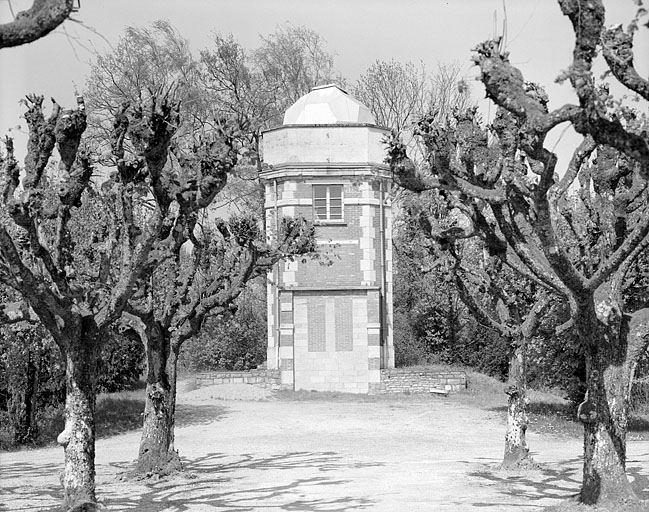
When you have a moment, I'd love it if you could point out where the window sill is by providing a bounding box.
[314,220,347,226]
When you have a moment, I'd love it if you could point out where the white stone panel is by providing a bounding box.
[368,370,381,383]
[266,347,278,369]
[362,227,376,238]
[359,259,374,271]
[359,238,373,250]
[368,345,381,358]
[363,270,376,282]
[284,260,298,272]
[363,249,376,261]
[279,346,294,359]
[281,371,294,385]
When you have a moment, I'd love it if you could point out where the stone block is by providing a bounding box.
[368,369,381,382]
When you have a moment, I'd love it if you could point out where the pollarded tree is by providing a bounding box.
[452,254,549,469]
[121,214,315,478]
[0,94,163,510]
[399,184,550,469]
[0,88,238,510]
[388,0,649,503]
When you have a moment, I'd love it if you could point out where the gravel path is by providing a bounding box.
[2,383,649,511]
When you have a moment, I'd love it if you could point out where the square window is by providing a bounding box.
[313,185,343,222]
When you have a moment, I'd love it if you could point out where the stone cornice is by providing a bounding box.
[260,162,391,181]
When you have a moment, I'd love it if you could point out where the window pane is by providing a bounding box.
[329,185,342,199]
[313,185,327,200]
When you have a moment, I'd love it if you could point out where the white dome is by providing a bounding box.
[283,84,375,125]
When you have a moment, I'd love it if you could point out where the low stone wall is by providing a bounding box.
[374,368,467,394]
[195,369,281,389]
[195,367,467,395]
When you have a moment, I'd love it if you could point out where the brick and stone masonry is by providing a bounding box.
[260,84,394,393]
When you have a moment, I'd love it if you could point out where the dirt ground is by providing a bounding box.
[2,383,649,511]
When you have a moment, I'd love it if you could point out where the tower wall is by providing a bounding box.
[261,94,394,393]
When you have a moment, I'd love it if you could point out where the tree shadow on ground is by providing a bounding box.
[175,404,229,428]
[0,405,231,511]
[95,397,146,437]
[102,451,381,511]
[458,456,581,509]
[185,450,382,474]
[628,463,649,500]
[0,461,63,511]
[462,456,649,508]
[96,401,229,438]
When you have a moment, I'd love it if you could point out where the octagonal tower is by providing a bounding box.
[261,84,394,394]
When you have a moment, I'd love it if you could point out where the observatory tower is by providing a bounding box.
[261,84,394,393]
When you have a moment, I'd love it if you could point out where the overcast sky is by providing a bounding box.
[1,0,647,167]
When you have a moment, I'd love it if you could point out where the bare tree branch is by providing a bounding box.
[0,0,75,49]
[602,25,649,102]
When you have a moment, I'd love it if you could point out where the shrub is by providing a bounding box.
[180,285,267,372]
[394,311,430,367]
[0,323,144,446]
[97,330,145,393]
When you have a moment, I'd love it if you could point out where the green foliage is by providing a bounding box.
[526,333,585,405]
[97,331,145,393]
[179,283,267,372]
[0,323,64,444]
[0,318,144,446]
[451,318,510,380]
[393,311,429,367]
[392,190,462,366]
[280,216,318,257]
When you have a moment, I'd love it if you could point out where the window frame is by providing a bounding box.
[312,184,344,224]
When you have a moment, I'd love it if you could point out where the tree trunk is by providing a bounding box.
[131,323,182,478]
[579,337,637,505]
[57,321,101,512]
[501,343,536,469]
